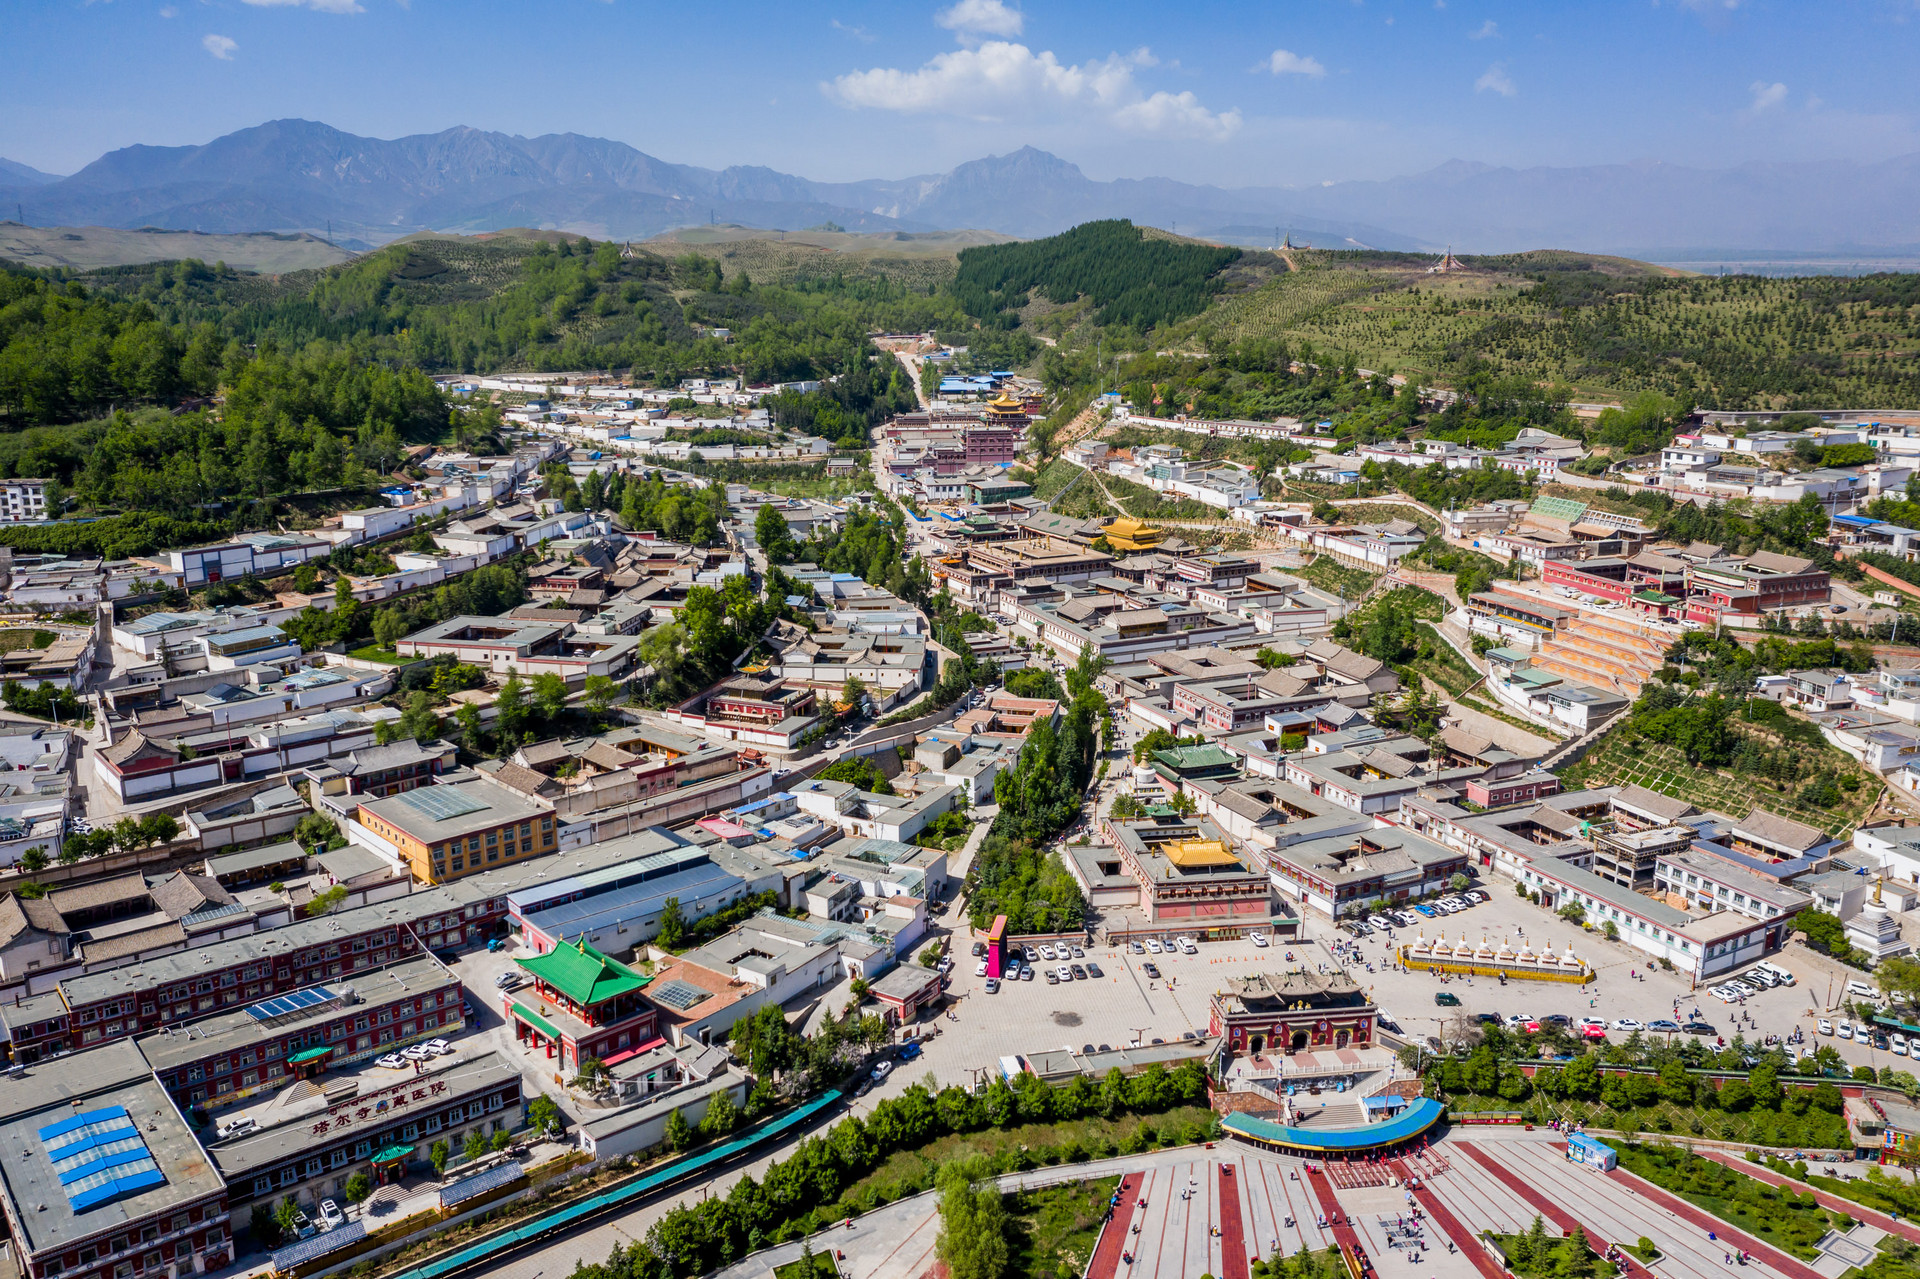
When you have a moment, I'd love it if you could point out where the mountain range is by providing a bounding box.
[5,119,1920,257]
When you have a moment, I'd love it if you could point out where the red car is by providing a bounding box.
[1581,1024,1608,1040]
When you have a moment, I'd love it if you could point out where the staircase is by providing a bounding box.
[1533,611,1669,696]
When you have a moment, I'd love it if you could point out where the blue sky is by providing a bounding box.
[7,0,1920,187]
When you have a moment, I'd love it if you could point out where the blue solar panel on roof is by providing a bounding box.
[439,1163,525,1208]
[270,1220,367,1270]
[37,1104,166,1212]
[244,985,333,1021]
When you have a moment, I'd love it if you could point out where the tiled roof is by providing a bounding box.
[515,937,653,1006]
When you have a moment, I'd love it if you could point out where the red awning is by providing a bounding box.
[599,1037,666,1068]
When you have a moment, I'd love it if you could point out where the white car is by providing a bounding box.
[1057,965,1073,982]
[402,1044,435,1061]
[424,1038,453,1055]
[1577,1017,1606,1032]
[317,1200,345,1231]
[1040,945,1057,961]
[377,1053,407,1069]
[871,1060,894,1080]
[1839,1024,1854,1041]
[975,960,988,977]
[1611,1018,1644,1032]
[1896,1035,1911,1057]
[1145,938,1163,953]
[1250,932,1269,947]
[1819,1018,1834,1036]
[1178,938,1197,954]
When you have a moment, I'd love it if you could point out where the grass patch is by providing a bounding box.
[1614,1142,1851,1259]
[347,644,409,665]
[1559,728,1883,839]
[773,1251,841,1279]
[834,1106,1216,1212]
[0,630,58,654]
[1031,459,1088,501]
[1331,502,1439,533]
[1289,555,1380,599]
[1007,1176,1121,1279]
[1445,1095,1850,1150]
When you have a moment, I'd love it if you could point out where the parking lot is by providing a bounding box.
[1320,874,1908,1074]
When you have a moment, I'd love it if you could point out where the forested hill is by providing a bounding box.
[951,220,1255,332]
[0,231,945,551]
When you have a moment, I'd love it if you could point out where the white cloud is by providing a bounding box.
[1474,62,1515,95]
[935,0,1022,38]
[1267,49,1326,77]
[241,0,365,12]
[1678,0,1740,9]
[1748,80,1788,111]
[158,4,177,14]
[202,32,237,58]
[1470,19,1498,38]
[828,40,1241,139]
[831,18,875,42]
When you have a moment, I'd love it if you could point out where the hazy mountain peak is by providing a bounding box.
[0,157,63,187]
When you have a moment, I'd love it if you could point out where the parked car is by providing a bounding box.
[1434,992,1462,1007]
[218,1116,256,1140]
[1250,931,1270,947]
[1085,962,1104,978]
[1071,964,1088,980]
[1142,962,1161,979]
[871,1060,894,1080]
[1647,1020,1681,1033]
[1819,1019,1835,1036]
[1414,904,1436,917]
[1145,938,1163,953]
[1045,970,1059,985]
[975,960,988,977]
[493,972,521,990]
[1177,937,1197,954]
[1577,1017,1607,1031]
[376,1053,407,1069]
[425,1039,453,1055]
[1071,945,1085,958]
[985,978,1000,994]
[1056,965,1073,982]
[1611,1018,1644,1032]
[936,957,953,974]
[1542,1014,1571,1027]
[1040,945,1057,961]
[1129,940,1145,954]
[1895,1035,1910,1057]
[318,1200,344,1231]
[1684,1022,1717,1036]
[971,941,986,957]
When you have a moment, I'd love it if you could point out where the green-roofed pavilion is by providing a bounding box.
[507,937,662,1076]
[516,937,653,1007]
[1148,744,1241,783]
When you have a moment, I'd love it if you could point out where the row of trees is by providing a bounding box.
[969,650,1111,934]
[570,1062,1209,1279]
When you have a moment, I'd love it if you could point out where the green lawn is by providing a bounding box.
[1613,1143,1851,1259]
[773,1250,841,1279]
[1007,1176,1122,1279]
[347,644,409,665]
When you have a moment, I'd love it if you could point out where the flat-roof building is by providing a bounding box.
[356,773,557,884]
[0,1041,231,1279]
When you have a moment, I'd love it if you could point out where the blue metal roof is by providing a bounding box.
[1221,1097,1444,1151]
[271,1221,367,1271]
[440,1163,526,1208]
[1833,514,1880,528]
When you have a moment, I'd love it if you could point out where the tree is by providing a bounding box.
[664,1106,693,1152]
[701,1089,739,1139]
[305,885,348,917]
[935,1165,1009,1279]
[343,1172,373,1204]
[495,672,529,743]
[464,1129,488,1161]
[429,1139,451,1176]
[19,847,46,873]
[371,608,408,649]
[532,672,570,721]
[295,812,341,851]
[527,1094,561,1134]
[583,674,620,715]
[840,673,868,713]
[657,897,686,949]
[755,503,796,563]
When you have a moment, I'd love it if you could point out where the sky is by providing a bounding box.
[7,0,1920,188]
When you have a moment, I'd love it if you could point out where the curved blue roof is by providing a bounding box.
[1221,1097,1444,1152]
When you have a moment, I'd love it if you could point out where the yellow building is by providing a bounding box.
[983,390,1029,429]
[1101,516,1165,552]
